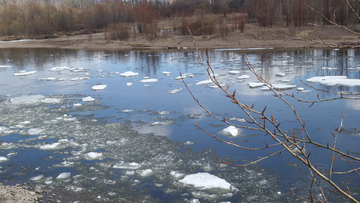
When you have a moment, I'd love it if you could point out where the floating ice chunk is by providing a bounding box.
[184,141,195,145]
[57,172,71,179]
[45,177,53,185]
[306,76,360,86]
[157,111,170,115]
[0,65,12,68]
[139,78,158,83]
[170,171,184,179]
[162,71,170,76]
[104,180,116,185]
[275,73,286,77]
[40,98,62,103]
[175,75,186,80]
[168,88,182,94]
[321,67,337,70]
[70,77,91,81]
[297,87,304,91]
[126,83,132,87]
[260,84,296,90]
[179,173,232,190]
[229,70,240,75]
[73,103,82,107]
[40,142,61,150]
[0,126,17,135]
[113,162,141,169]
[221,126,240,137]
[13,71,37,76]
[10,95,45,104]
[248,83,264,88]
[143,76,150,79]
[150,120,175,126]
[196,80,212,85]
[123,109,134,113]
[29,175,43,181]
[0,156,9,162]
[119,71,139,77]
[82,96,95,102]
[47,77,56,81]
[92,85,107,91]
[209,83,226,89]
[50,66,70,72]
[28,128,44,135]
[228,117,246,122]
[236,75,250,79]
[85,152,103,160]
[139,169,153,177]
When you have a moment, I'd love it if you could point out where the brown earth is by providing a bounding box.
[0,23,359,51]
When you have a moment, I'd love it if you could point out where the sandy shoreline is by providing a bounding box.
[0,25,358,51]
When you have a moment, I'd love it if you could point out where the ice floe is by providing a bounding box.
[170,171,184,179]
[260,84,296,90]
[82,96,95,102]
[92,85,107,91]
[0,65,12,68]
[196,80,213,85]
[73,103,82,107]
[30,175,43,181]
[306,76,360,86]
[0,126,17,135]
[248,83,264,88]
[0,156,9,162]
[139,169,153,176]
[168,88,182,94]
[220,126,241,137]
[119,71,140,77]
[56,172,71,179]
[275,73,286,77]
[85,152,103,160]
[126,83,133,87]
[175,75,186,80]
[28,128,44,135]
[13,71,37,76]
[179,173,233,191]
[162,71,171,76]
[237,75,250,79]
[9,95,61,104]
[229,70,240,75]
[139,78,158,83]
[113,162,141,169]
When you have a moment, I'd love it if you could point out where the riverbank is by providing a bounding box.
[0,24,358,51]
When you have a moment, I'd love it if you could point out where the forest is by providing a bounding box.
[0,0,358,40]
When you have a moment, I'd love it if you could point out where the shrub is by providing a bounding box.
[107,23,129,40]
[189,14,218,36]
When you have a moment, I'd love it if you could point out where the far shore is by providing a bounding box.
[0,25,359,51]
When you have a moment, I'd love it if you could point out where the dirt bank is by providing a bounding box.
[0,24,358,51]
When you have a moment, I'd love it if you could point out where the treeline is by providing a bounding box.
[0,0,358,40]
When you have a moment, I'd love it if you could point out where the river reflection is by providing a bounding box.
[0,47,359,202]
